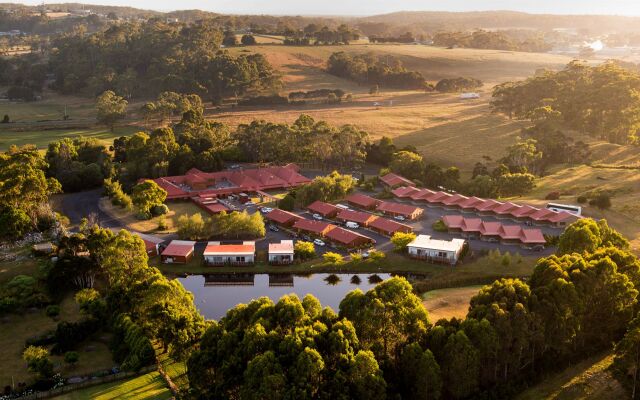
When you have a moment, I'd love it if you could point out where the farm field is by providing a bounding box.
[422,285,481,321]
[0,126,139,151]
[52,371,172,400]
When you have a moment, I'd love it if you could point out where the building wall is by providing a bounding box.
[204,254,255,264]
[408,246,457,262]
[161,254,189,264]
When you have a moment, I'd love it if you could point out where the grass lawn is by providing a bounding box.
[0,293,114,388]
[156,348,188,392]
[0,250,41,284]
[422,285,482,321]
[52,371,172,400]
[0,125,139,151]
[0,92,96,123]
[100,198,203,234]
[516,352,625,400]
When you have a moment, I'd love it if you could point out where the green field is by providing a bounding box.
[0,126,139,151]
[52,371,172,400]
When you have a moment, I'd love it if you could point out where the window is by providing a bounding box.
[438,251,447,258]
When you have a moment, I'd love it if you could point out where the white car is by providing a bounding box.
[312,213,323,220]
[345,221,360,229]
[261,207,273,214]
[373,102,381,107]
[313,239,326,247]
[394,215,406,221]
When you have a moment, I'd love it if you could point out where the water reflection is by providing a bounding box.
[178,273,393,320]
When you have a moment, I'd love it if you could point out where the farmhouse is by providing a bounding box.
[380,172,414,188]
[161,240,196,264]
[325,227,375,248]
[307,201,340,218]
[293,219,336,237]
[368,217,413,236]
[203,241,256,266]
[268,240,294,265]
[407,235,466,265]
[346,193,380,210]
[336,209,378,227]
[265,209,303,227]
[376,201,424,220]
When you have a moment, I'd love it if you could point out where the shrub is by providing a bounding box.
[52,319,100,354]
[0,207,32,240]
[64,351,79,367]
[157,215,168,230]
[501,252,512,266]
[369,250,386,260]
[323,252,344,264]
[1,114,9,123]
[589,193,612,210]
[350,253,363,261]
[391,232,417,252]
[545,191,560,200]
[23,346,54,378]
[152,204,169,216]
[45,305,60,317]
[241,34,257,45]
[432,219,448,232]
[135,211,152,220]
[577,195,588,204]
[177,213,208,240]
[279,194,295,211]
[294,241,316,260]
[111,314,155,371]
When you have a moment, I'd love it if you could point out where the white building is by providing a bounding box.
[203,241,255,266]
[268,240,294,265]
[406,235,466,265]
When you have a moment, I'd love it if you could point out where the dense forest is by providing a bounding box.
[492,61,640,144]
[432,30,552,53]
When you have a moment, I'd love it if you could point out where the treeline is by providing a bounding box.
[492,61,640,144]
[284,23,359,45]
[187,218,640,399]
[327,52,428,90]
[177,210,265,241]
[435,77,482,92]
[0,54,47,101]
[433,29,552,52]
[369,32,416,43]
[49,20,281,100]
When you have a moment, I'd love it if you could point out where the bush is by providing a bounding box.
[157,215,168,230]
[64,351,79,366]
[294,241,316,260]
[152,204,169,216]
[177,213,208,240]
[432,219,448,232]
[369,250,386,260]
[501,252,512,266]
[1,114,9,123]
[111,314,155,371]
[279,194,295,211]
[23,346,54,378]
[241,34,257,45]
[545,191,560,200]
[323,252,344,264]
[350,253,363,261]
[52,319,100,354]
[135,211,152,220]
[45,305,60,317]
[589,193,612,210]
[435,77,482,93]
[7,85,36,101]
[391,232,417,252]
[577,195,588,204]
[0,207,32,240]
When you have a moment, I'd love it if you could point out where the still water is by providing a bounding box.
[178,273,392,320]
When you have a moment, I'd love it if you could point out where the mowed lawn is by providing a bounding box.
[0,92,96,122]
[52,371,172,400]
[0,126,139,151]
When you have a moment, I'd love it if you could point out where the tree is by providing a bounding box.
[440,331,480,399]
[64,351,79,368]
[223,31,238,46]
[96,90,128,132]
[279,194,295,211]
[390,232,416,252]
[399,343,442,400]
[131,180,167,216]
[389,151,424,181]
[558,218,628,255]
[241,34,257,45]
[23,346,54,379]
[295,241,316,260]
[590,193,612,209]
[177,213,208,240]
[613,317,640,398]
[0,207,32,239]
[323,252,344,264]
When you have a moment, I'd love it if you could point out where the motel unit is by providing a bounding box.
[203,241,256,266]
[161,240,196,264]
[407,235,466,265]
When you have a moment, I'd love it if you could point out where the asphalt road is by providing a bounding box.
[58,188,125,230]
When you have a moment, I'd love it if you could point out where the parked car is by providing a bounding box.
[313,239,326,247]
[302,235,312,241]
[361,251,370,259]
[261,207,273,214]
[345,221,360,229]
[394,215,406,221]
[268,225,279,232]
[312,213,323,220]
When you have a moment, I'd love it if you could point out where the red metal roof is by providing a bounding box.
[161,241,195,257]
[520,229,546,244]
[441,216,545,243]
[307,201,340,216]
[441,194,469,206]
[480,221,502,236]
[325,227,374,246]
[293,219,336,235]
[510,205,538,218]
[346,193,379,208]
[266,209,302,224]
[336,209,378,225]
[204,243,255,255]
[424,191,452,203]
[409,189,437,201]
[493,202,521,215]
[474,199,503,212]
[442,214,464,228]
[392,186,420,198]
[376,201,423,216]
[460,218,483,232]
[380,173,413,187]
[368,217,413,234]
[499,225,522,239]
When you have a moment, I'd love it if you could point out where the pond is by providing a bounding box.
[178,273,393,320]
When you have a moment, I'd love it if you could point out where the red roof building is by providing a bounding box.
[265,209,303,227]
[325,227,375,248]
[376,201,424,220]
[409,189,437,201]
[392,186,421,198]
[203,241,256,266]
[493,202,521,217]
[368,217,413,236]
[474,199,503,213]
[192,195,231,215]
[307,201,340,218]
[458,197,486,211]
[441,216,546,247]
[161,240,196,264]
[380,173,414,188]
[336,210,379,227]
[293,219,336,236]
[441,194,470,208]
[346,193,380,210]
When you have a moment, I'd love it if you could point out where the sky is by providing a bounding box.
[12,0,640,16]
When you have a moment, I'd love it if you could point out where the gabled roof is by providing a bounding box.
[266,209,302,224]
[407,234,465,252]
[520,229,546,244]
[307,201,340,216]
[325,227,374,245]
[409,188,437,201]
[268,240,294,254]
[479,221,502,236]
[529,208,556,221]
[441,194,469,206]
[380,173,413,187]
[392,186,420,198]
[460,218,483,232]
[499,225,522,239]
[458,197,485,209]
[510,205,538,218]
[441,214,464,228]
[346,193,379,208]
[474,199,503,212]
[293,219,336,235]
[376,201,422,216]
[204,241,255,256]
[162,240,196,257]
[336,209,378,225]
[424,191,453,203]
[493,202,521,215]
[369,217,413,234]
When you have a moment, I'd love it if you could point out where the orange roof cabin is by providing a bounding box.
[336,209,379,227]
[307,201,340,218]
[161,240,196,264]
[203,241,256,266]
[325,227,375,248]
[265,209,303,227]
[292,219,336,237]
[376,201,424,220]
[345,193,380,210]
[368,217,413,237]
[268,240,294,265]
[380,173,413,188]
